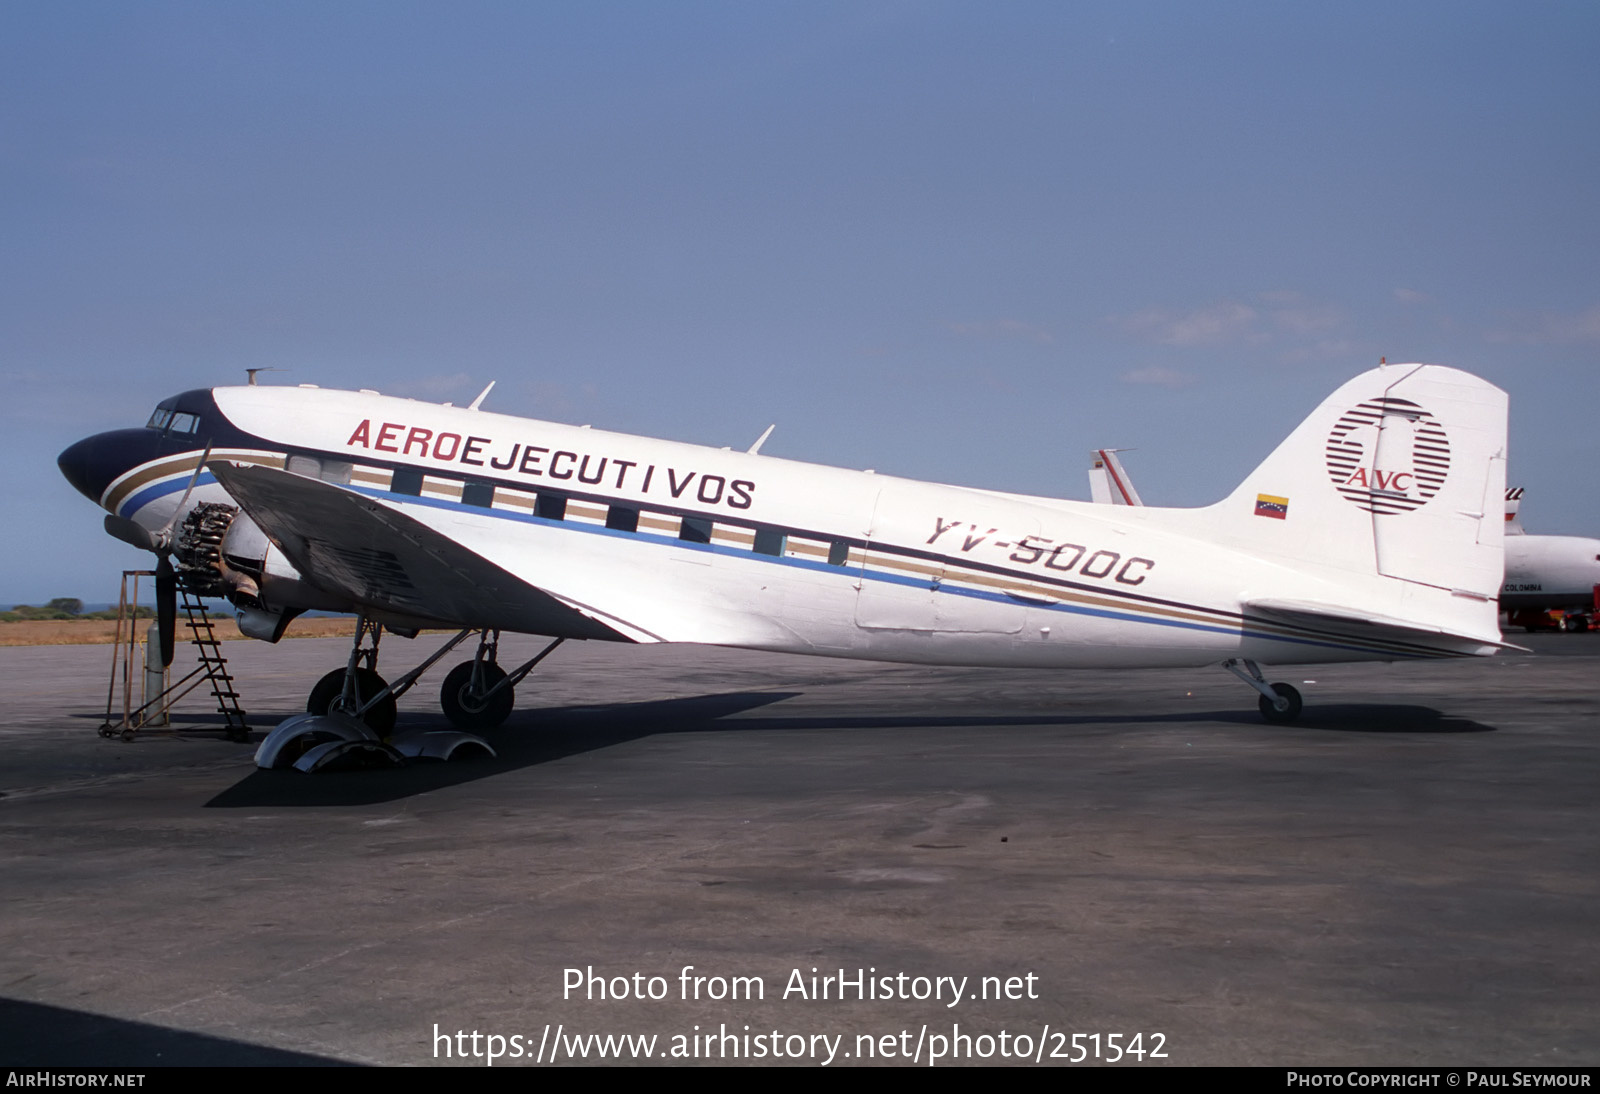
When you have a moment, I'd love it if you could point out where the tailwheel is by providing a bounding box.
[1258,682,1302,724]
[308,667,398,736]
[1223,659,1306,725]
[440,661,514,731]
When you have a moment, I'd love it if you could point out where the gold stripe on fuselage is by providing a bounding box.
[103,450,285,515]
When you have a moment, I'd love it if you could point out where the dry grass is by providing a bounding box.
[0,616,360,647]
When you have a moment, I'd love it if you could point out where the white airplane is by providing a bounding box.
[1500,489,1600,628]
[57,362,1509,763]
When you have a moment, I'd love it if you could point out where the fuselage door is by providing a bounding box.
[854,483,1031,634]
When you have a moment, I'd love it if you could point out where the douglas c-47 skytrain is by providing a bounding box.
[58,362,1511,766]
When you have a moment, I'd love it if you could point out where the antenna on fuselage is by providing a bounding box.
[748,424,776,454]
[467,381,496,411]
[245,368,286,386]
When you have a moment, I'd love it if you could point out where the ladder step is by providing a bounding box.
[117,593,255,736]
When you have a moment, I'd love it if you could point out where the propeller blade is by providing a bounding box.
[155,557,177,668]
[156,442,214,542]
[104,514,158,552]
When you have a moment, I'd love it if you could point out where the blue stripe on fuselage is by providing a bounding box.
[334,483,1452,660]
[118,472,219,519]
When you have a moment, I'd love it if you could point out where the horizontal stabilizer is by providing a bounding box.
[1244,597,1523,654]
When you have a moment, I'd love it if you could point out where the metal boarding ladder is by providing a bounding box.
[101,572,251,742]
[179,590,249,740]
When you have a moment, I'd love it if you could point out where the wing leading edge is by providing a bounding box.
[208,461,634,642]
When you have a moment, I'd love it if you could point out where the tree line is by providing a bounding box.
[1,598,156,622]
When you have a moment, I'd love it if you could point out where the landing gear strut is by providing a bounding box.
[308,666,395,734]
[303,620,567,733]
[1223,658,1303,724]
[266,621,540,772]
[307,618,396,733]
[439,631,564,731]
[306,616,479,735]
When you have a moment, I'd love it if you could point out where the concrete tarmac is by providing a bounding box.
[1,631,1596,1067]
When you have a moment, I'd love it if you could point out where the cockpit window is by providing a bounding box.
[146,405,200,437]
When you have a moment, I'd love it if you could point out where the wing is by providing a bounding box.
[208,461,632,641]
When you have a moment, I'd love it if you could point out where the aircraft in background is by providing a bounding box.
[1087,449,1143,507]
[59,362,1509,765]
[1500,489,1600,631]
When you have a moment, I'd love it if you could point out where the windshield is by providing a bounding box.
[145,405,200,437]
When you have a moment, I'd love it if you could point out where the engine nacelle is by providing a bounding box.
[200,510,350,641]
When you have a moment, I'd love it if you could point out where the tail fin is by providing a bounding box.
[1206,363,1507,604]
[1504,486,1524,535]
[1088,449,1144,506]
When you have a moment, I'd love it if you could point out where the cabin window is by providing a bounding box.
[679,517,713,544]
[827,541,851,566]
[535,493,566,520]
[287,455,353,485]
[753,528,786,557]
[390,468,423,496]
[318,459,352,485]
[462,482,495,508]
[606,505,640,532]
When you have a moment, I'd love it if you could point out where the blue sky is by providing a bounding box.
[4,1,1597,603]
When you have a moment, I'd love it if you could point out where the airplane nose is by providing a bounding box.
[58,429,162,508]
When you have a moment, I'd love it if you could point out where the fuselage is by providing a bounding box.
[1502,535,1600,610]
[60,383,1497,669]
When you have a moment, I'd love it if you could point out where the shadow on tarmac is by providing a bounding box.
[205,690,800,807]
[203,689,1493,809]
[0,997,358,1066]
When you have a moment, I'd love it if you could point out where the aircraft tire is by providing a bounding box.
[308,668,398,736]
[440,662,514,731]
[1258,683,1302,724]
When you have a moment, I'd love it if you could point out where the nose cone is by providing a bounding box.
[58,429,161,508]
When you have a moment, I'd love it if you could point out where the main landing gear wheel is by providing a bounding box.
[308,667,398,735]
[1258,682,1303,724]
[440,662,514,731]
